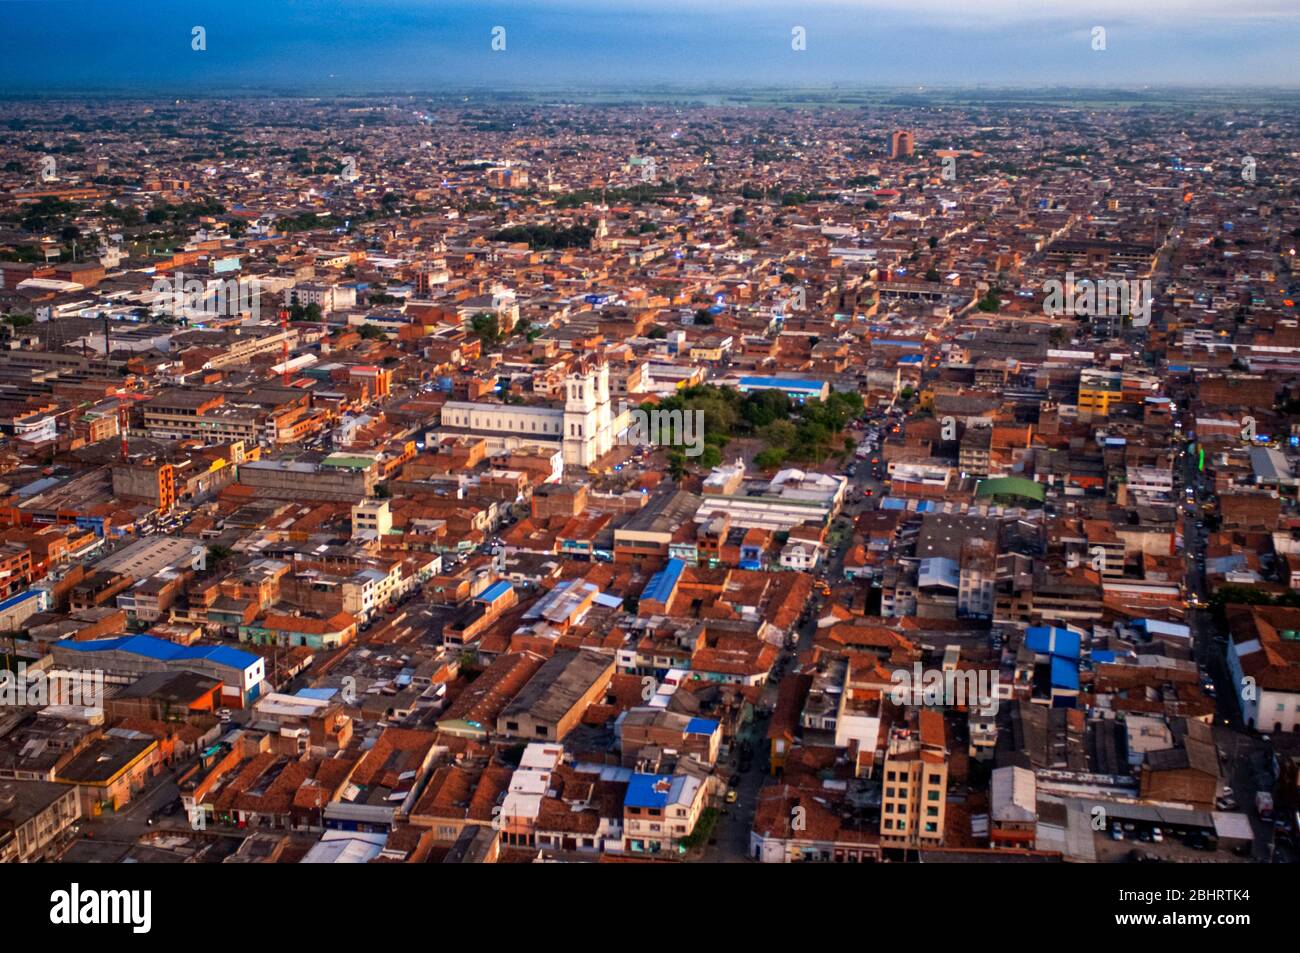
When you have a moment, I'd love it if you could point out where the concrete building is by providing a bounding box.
[0,779,81,862]
[496,649,615,742]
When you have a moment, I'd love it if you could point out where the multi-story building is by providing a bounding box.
[0,779,82,862]
[622,772,706,855]
[880,711,948,849]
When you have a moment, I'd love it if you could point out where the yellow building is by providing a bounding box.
[880,711,948,849]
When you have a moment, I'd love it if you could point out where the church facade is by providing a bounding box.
[433,361,624,468]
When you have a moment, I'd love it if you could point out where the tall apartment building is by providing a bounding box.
[880,710,948,849]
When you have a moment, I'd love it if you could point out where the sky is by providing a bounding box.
[1,0,1298,93]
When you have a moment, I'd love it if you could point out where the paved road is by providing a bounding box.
[1178,436,1284,861]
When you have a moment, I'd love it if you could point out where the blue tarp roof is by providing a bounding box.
[642,558,685,605]
[55,634,260,672]
[1091,650,1118,664]
[1050,656,1081,691]
[1026,626,1081,660]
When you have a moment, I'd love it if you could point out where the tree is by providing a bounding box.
[470,312,501,346]
[667,451,686,481]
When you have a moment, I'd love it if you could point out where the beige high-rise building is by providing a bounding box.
[880,709,948,848]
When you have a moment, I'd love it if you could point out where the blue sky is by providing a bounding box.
[1,0,1297,91]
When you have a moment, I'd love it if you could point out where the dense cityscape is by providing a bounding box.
[0,87,1296,880]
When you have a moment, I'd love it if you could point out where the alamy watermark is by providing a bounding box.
[0,664,105,710]
[889,663,1000,716]
[151,271,261,320]
[619,401,705,457]
[1042,272,1152,327]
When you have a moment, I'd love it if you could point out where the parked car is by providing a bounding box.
[1128,848,1162,863]
[1111,823,1124,841]
[1186,832,1215,851]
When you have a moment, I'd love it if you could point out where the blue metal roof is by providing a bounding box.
[477,581,514,604]
[1050,656,1081,691]
[625,773,683,809]
[685,717,719,736]
[55,634,261,672]
[0,589,42,613]
[642,558,685,606]
[1136,618,1191,639]
[737,376,825,391]
[1025,626,1081,660]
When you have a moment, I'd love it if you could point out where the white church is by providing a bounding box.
[432,359,627,468]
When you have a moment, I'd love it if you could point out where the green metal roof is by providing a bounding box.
[975,476,1045,503]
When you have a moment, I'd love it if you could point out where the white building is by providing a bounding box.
[433,361,623,468]
[695,467,847,533]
